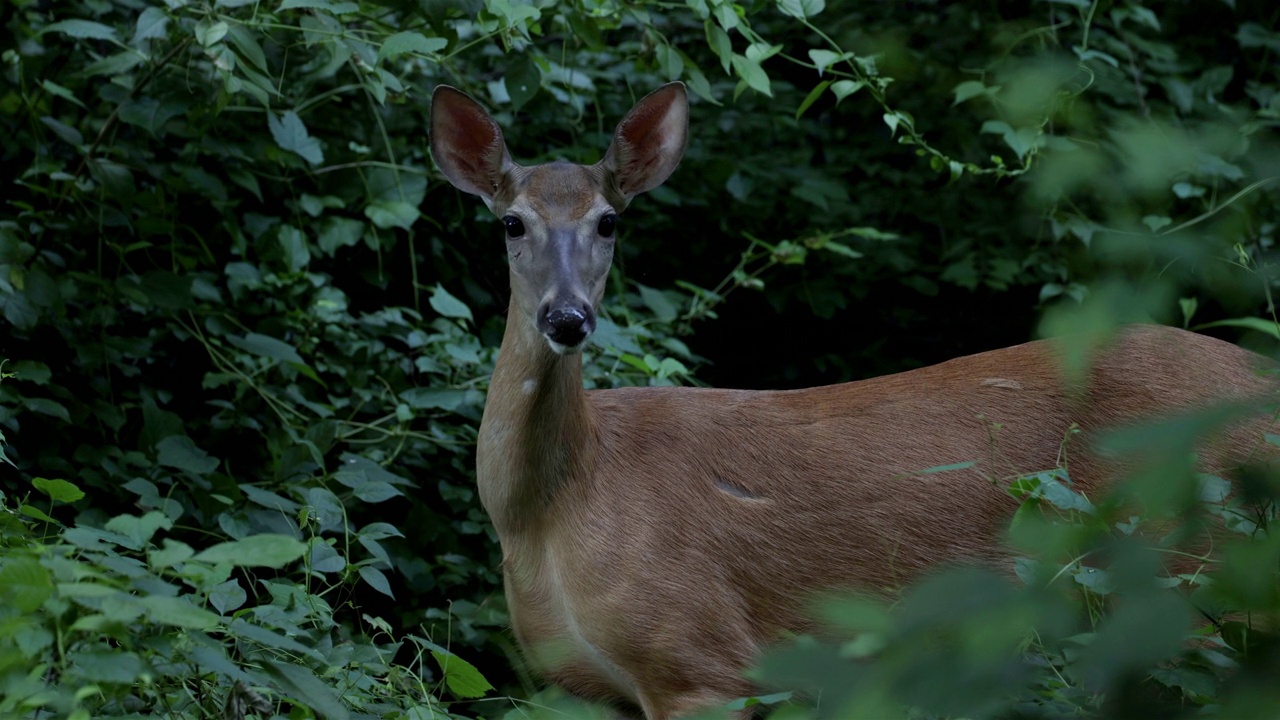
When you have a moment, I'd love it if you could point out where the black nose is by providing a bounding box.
[541,306,591,347]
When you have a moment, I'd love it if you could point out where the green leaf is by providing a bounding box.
[777,0,825,18]
[731,54,771,96]
[156,435,219,475]
[42,19,119,41]
[431,650,494,699]
[377,31,447,62]
[1192,317,1280,340]
[195,19,228,47]
[105,511,173,547]
[269,111,324,165]
[33,477,85,503]
[40,80,86,109]
[149,539,195,569]
[400,388,466,410]
[429,285,473,321]
[131,7,169,44]
[317,217,364,255]
[23,397,70,422]
[807,49,848,76]
[951,80,996,106]
[359,566,395,598]
[279,0,360,11]
[138,595,220,629]
[118,97,187,136]
[830,79,864,102]
[504,55,542,111]
[0,556,54,612]
[264,661,351,720]
[209,579,247,614]
[227,332,305,365]
[797,81,831,120]
[194,534,307,568]
[364,200,419,230]
[20,504,59,524]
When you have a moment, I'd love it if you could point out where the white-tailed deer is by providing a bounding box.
[430,83,1276,718]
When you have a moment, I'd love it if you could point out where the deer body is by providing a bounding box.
[430,84,1275,719]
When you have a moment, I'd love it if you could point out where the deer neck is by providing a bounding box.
[477,299,597,535]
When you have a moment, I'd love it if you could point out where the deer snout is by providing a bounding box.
[538,303,595,353]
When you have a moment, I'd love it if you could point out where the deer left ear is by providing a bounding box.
[430,85,515,203]
[600,83,689,207]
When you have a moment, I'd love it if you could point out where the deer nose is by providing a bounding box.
[539,304,593,350]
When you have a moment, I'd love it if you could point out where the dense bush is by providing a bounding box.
[1,0,1278,717]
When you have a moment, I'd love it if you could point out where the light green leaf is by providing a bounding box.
[830,79,864,102]
[156,435,219,475]
[951,80,996,106]
[269,111,324,165]
[194,19,228,47]
[149,539,195,569]
[0,557,54,612]
[807,49,848,76]
[731,54,771,96]
[429,285,473,321]
[42,19,118,41]
[194,534,307,568]
[105,511,172,547]
[138,595,220,629]
[1192,317,1280,340]
[377,31,447,62]
[279,0,360,11]
[777,0,824,18]
[364,200,419,229]
[33,477,85,503]
[431,650,494,699]
[318,217,364,255]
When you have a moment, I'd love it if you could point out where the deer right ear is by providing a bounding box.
[430,86,514,202]
[601,83,689,207]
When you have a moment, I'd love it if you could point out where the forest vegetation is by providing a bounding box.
[2,0,1280,717]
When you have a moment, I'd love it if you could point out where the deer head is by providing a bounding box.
[430,83,688,354]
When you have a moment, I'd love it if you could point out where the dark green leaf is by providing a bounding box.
[194,534,307,568]
[269,111,324,165]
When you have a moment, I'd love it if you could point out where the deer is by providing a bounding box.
[428,82,1277,719]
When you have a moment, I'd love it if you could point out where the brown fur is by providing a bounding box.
[430,83,1278,719]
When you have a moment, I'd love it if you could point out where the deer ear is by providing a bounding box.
[430,86,514,202]
[601,83,688,206]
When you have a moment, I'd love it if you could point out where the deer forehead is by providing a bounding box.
[501,162,611,222]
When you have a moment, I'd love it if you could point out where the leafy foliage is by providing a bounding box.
[2,0,1279,716]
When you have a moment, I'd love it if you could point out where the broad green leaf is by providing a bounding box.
[777,0,824,18]
[364,200,419,229]
[359,566,395,598]
[139,595,220,629]
[431,650,494,699]
[0,556,54,612]
[33,477,85,503]
[131,7,169,44]
[195,19,228,47]
[705,22,732,74]
[42,19,118,41]
[156,435,220,475]
[638,284,678,322]
[209,579,247,614]
[807,49,848,76]
[951,80,995,106]
[318,218,364,255]
[279,0,360,11]
[23,397,70,422]
[429,285,473,321]
[149,539,195,569]
[731,54,771,96]
[227,332,305,365]
[105,510,173,547]
[40,115,82,146]
[504,55,542,111]
[194,534,307,568]
[264,661,351,720]
[830,79,864,102]
[67,649,147,684]
[268,111,324,165]
[377,31,447,62]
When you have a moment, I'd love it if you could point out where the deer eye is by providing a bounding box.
[597,213,617,238]
[503,215,525,238]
